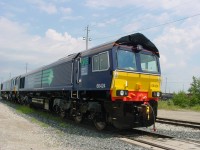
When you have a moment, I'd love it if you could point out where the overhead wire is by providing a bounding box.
[89,1,198,40]
[69,1,198,41]
[88,3,149,28]
[92,0,193,30]
[92,12,200,41]
[70,4,147,36]
[89,0,191,29]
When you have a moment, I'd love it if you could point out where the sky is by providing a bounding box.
[0,0,200,93]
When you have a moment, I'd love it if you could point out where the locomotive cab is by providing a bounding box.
[111,45,161,101]
[106,35,161,129]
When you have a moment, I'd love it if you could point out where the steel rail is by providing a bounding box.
[156,117,200,129]
[119,129,200,150]
[118,129,176,150]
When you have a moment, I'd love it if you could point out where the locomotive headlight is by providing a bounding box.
[152,92,161,97]
[120,90,124,96]
[116,90,128,96]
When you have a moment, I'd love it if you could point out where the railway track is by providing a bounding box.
[119,129,200,150]
[1,98,199,149]
[156,117,200,129]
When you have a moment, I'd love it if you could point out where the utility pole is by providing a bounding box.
[83,25,91,50]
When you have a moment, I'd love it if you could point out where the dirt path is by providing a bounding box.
[158,109,200,123]
[0,101,59,150]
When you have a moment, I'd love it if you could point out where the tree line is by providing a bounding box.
[172,76,200,108]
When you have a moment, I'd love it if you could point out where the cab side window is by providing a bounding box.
[92,51,109,72]
[92,55,99,71]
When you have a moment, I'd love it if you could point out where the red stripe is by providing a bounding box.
[110,90,158,102]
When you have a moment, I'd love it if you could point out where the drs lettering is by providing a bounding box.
[96,83,106,88]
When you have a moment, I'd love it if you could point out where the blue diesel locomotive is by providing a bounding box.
[0,33,161,130]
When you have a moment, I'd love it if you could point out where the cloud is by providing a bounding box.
[154,19,200,92]
[60,7,72,14]
[94,18,117,27]
[29,1,75,15]
[92,14,100,17]
[0,2,25,14]
[120,13,170,35]
[0,17,85,79]
[0,17,26,34]
[41,4,57,14]
[30,0,57,14]
[52,0,71,2]
[85,0,200,17]
[60,15,84,21]
[85,0,182,8]
[85,0,135,8]
[122,22,141,33]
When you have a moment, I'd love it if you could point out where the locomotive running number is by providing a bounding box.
[96,83,106,88]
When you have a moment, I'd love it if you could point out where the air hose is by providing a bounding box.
[147,103,157,131]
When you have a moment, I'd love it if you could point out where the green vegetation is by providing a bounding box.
[16,105,35,114]
[172,91,189,108]
[159,76,200,112]
[158,100,200,111]
[158,100,180,110]
[16,105,69,128]
[30,118,49,127]
[188,76,200,106]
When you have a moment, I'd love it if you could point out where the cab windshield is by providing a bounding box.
[117,50,136,71]
[140,53,158,73]
[117,49,159,73]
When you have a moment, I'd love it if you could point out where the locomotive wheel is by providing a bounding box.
[60,109,66,118]
[54,105,60,114]
[74,113,83,123]
[93,120,106,131]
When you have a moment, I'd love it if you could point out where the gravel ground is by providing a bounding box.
[1,98,200,150]
[0,99,145,150]
[138,120,200,142]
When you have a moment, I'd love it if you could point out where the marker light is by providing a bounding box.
[152,92,162,97]
[137,45,143,50]
[116,90,128,96]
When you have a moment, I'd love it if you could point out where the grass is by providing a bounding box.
[59,122,69,128]
[190,105,200,111]
[158,100,200,112]
[158,100,180,110]
[16,105,69,128]
[30,118,49,127]
[16,105,35,114]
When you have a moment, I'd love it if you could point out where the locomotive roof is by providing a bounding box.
[116,33,159,57]
[82,33,159,57]
[20,53,77,77]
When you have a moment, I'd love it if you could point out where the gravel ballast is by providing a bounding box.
[1,98,200,150]
[139,118,200,143]
[0,99,144,150]
[139,122,200,141]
